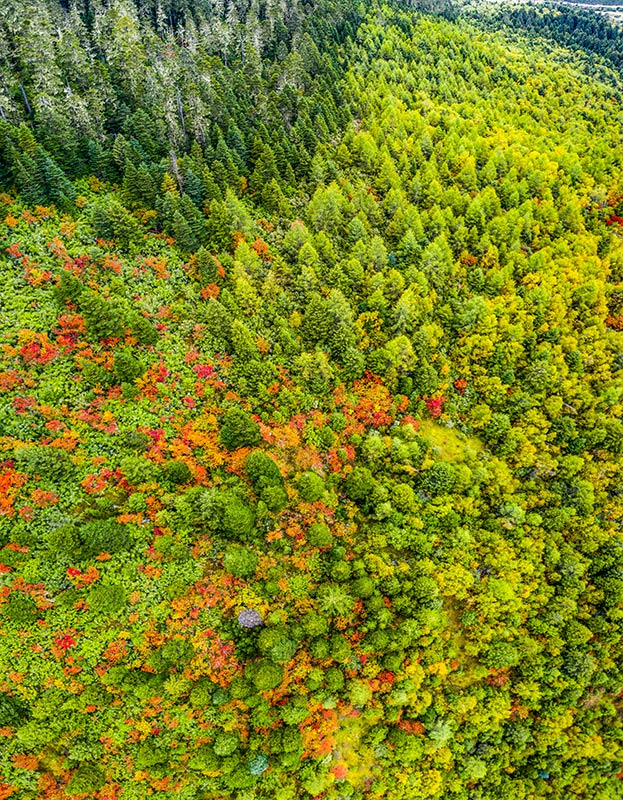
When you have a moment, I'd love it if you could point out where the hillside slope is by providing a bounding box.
[1,3,623,800]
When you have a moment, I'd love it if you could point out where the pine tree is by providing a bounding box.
[203,299,232,351]
[189,140,205,165]
[261,179,291,216]
[302,293,332,347]
[231,319,260,361]
[202,167,223,201]
[272,140,296,187]
[249,125,270,166]
[249,146,280,197]
[137,164,156,207]
[158,191,179,232]
[205,199,234,252]
[34,148,76,209]
[17,124,37,156]
[181,194,207,246]
[226,122,248,170]
[196,247,218,283]
[172,210,198,253]
[183,168,205,207]
[211,160,228,193]
[123,162,141,206]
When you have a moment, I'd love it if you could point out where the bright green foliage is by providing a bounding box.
[297,471,325,502]
[316,584,356,617]
[223,545,258,578]
[213,732,240,756]
[307,523,333,548]
[250,661,284,691]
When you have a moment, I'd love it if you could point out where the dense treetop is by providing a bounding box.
[0,2,622,799]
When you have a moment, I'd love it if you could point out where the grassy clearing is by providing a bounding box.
[418,421,483,463]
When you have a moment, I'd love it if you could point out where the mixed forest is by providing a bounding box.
[0,1,623,798]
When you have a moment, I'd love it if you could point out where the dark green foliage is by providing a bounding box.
[148,639,195,673]
[245,452,282,489]
[113,348,144,383]
[484,413,512,447]
[221,497,255,539]
[213,731,240,756]
[87,584,127,615]
[484,640,520,669]
[261,485,288,512]
[219,409,261,451]
[0,692,30,727]
[91,200,143,250]
[15,446,73,479]
[81,360,112,389]
[163,461,193,485]
[189,679,216,708]
[127,312,159,346]
[80,292,124,340]
[66,765,106,794]
[562,649,596,682]
[135,743,168,769]
[206,200,235,252]
[485,4,623,74]
[54,269,84,306]
[352,576,375,599]
[3,592,39,624]
[120,455,159,485]
[81,520,132,558]
[421,462,457,496]
[344,467,375,501]
[119,430,151,453]
[258,626,296,663]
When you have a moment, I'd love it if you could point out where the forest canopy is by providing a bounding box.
[0,1,622,799]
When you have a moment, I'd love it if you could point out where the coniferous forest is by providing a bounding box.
[1,1,623,798]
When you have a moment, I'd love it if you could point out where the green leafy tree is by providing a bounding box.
[220,408,261,450]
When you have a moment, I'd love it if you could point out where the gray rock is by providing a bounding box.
[237,608,263,628]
